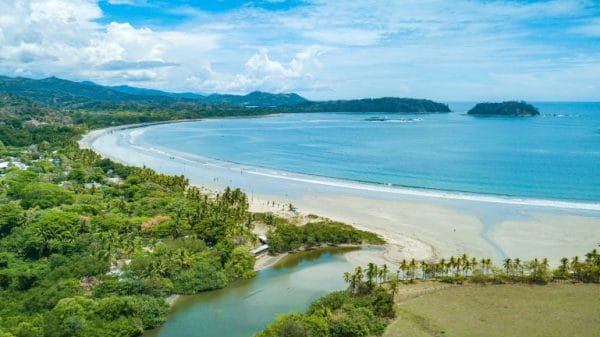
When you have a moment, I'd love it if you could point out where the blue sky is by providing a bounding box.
[0,0,599,100]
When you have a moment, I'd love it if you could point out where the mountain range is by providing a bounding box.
[0,75,450,113]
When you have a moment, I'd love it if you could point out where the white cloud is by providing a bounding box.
[0,0,218,87]
[201,47,323,93]
[0,0,598,100]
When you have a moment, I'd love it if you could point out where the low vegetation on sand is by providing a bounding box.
[254,212,384,254]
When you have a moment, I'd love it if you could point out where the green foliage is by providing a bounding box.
[290,97,451,113]
[257,288,395,337]
[129,295,169,329]
[19,183,75,209]
[0,138,259,335]
[0,76,415,337]
[0,201,24,236]
[267,221,384,253]
[172,255,228,294]
[225,246,257,280]
[468,101,539,116]
[254,313,329,337]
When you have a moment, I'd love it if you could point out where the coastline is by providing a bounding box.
[80,122,600,265]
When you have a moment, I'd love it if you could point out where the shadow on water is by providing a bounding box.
[273,246,361,269]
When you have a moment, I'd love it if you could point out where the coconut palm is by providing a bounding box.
[503,258,513,278]
[366,263,377,289]
[343,271,352,289]
[471,257,478,274]
[439,258,447,277]
[408,259,417,281]
[513,258,523,280]
[399,259,408,280]
[381,264,389,283]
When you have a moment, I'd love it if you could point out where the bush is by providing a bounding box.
[172,257,228,294]
[19,183,74,209]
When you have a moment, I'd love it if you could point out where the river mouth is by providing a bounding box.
[144,246,380,337]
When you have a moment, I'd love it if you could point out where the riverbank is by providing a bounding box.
[80,122,600,265]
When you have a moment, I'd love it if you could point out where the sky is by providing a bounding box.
[0,0,599,101]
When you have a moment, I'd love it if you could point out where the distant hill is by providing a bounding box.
[0,75,451,113]
[107,84,206,100]
[0,93,66,125]
[468,101,539,116]
[0,76,308,108]
[0,76,146,106]
[204,91,308,107]
[292,97,451,113]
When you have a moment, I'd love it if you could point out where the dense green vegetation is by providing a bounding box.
[264,218,384,253]
[0,83,390,336]
[467,101,539,116]
[291,97,451,113]
[0,139,261,336]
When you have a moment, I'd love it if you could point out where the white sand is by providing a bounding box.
[81,124,600,266]
[490,213,600,262]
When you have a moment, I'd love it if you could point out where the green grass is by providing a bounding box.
[384,283,600,337]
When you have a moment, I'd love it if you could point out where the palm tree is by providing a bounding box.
[408,259,417,281]
[343,271,352,289]
[571,256,580,280]
[381,264,389,283]
[558,257,569,278]
[439,258,447,277]
[480,258,487,275]
[366,263,377,289]
[514,258,523,280]
[399,259,408,281]
[503,258,512,278]
[470,257,478,274]
[463,259,472,277]
[354,266,364,287]
[449,256,457,277]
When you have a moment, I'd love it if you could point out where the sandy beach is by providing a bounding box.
[80,123,600,265]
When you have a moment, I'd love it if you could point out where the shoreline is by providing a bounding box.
[80,121,600,212]
[80,121,600,264]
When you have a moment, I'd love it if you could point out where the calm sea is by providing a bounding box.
[139,102,600,202]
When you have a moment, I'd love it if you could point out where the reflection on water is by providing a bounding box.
[145,246,378,337]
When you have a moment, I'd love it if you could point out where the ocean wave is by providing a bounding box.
[91,125,600,212]
[123,135,600,212]
[364,117,424,123]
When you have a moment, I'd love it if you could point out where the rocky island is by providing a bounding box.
[468,101,539,116]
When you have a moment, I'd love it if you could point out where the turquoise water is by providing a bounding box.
[141,102,600,202]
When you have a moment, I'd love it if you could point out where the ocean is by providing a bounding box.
[135,102,600,203]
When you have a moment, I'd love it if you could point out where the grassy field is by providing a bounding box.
[384,283,600,337]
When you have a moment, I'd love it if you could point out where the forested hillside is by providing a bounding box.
[0,82,383,337]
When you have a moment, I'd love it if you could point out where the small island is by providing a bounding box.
[468,101,539,116]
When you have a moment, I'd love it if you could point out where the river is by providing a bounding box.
[144,246,380,337]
